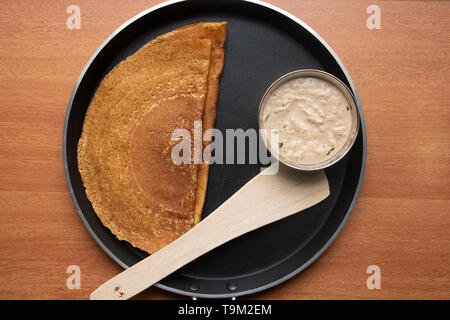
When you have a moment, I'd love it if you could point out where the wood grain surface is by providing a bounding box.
[0,0,449,300]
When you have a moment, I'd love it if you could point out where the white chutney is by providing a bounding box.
[261,76,352,165]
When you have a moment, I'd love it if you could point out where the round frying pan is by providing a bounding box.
[63,0,367,298]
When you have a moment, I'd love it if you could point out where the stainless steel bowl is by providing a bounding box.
[258,69,360,171]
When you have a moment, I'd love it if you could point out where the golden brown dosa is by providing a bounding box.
[77,22,227,254]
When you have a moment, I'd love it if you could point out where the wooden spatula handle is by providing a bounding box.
[90,164,329,300]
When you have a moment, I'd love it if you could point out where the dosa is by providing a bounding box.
[77,22,227,253]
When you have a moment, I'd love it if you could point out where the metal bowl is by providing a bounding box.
[258,69,360,171]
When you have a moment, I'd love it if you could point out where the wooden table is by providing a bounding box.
[1,0,449,300]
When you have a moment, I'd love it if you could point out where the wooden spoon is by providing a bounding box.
[90,163,329,300]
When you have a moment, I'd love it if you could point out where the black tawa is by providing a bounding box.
[63,0,367,298]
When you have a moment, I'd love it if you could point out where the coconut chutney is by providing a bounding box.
[261,76,352,165]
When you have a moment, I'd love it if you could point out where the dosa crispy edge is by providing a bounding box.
[77,22,227,253]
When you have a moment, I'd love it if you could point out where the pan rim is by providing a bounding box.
[62,0,367,299]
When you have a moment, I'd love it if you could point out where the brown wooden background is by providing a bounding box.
[0,0,449,300]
